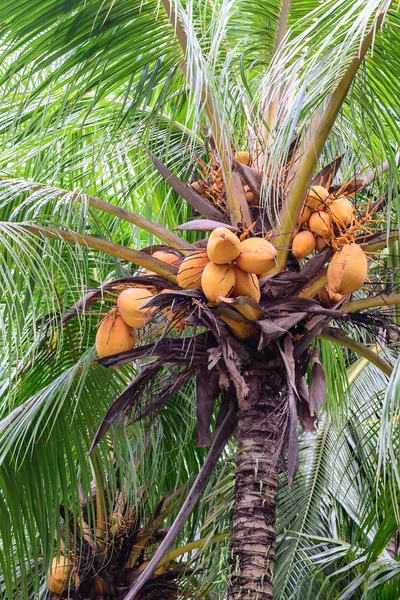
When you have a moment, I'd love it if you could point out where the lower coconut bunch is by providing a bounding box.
[46,480,205,599]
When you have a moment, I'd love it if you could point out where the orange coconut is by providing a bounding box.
[236,237,277,274]
[159,289,186,330]
[305,185,329,210]
[309,211,332,237]
[117,287,154,328]
[95,577,108,595]
[327,243,368,295]
[207,227,241,264]
[291,230,316,259]
[201,263,235,304]
[316,236,328,251]
[298,204,312,225]
[177,251,210,289]
[191,181,205,195]
[246,191,255,203]
[47,555,73,594]
[235,151,250,165]
[318,286,345,307]
[145,250,181,276]
[220,315,258,340]
[232,266,261,303]
[328,197,355,229]
[95,315,135,358]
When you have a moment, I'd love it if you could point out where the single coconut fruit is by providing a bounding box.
[292,230,316,259]
[145,250,181,276]
[201,263,235,304]
[191,181,205,195]
[318,286,345,307]
[219,297,263,321]
[305,185,329,210]
[309,211,332,237]
[47,555,73,594]
[152,250,181,264]
[207,227,241,264]
[246,191,255,203]
[328,197,355,229]
[159,289,186,330]
[96,315,135,358]
[327,243,368,295]
[177,251,210,289]
[95,577,108,595]
[117,288,154,328]
[236,237,277,274]
[316,236,328,251]
[235,151,250,165]
[220,315,257,340]
[298,204,312,225]
[232,266,261,303]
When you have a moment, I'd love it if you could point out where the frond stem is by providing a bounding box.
[160,0,251,228]
[317,328,392,376]
[262,0,291,143]
[8,223,178,282]
[139,532,229,572]
[343,294,400,314]
[1,179,192,251]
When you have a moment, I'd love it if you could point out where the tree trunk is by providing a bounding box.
[228,375,283,600]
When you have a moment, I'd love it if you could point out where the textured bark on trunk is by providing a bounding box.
[229,375,283,600]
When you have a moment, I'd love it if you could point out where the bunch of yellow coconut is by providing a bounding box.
[176,227,276,300]
[95,250,183,358]
[175,227,276,338]
[95,230,278,354]
[292,185,368,305]
[95,187,369,354]
[191,151,256,204]
[47,555,74,594]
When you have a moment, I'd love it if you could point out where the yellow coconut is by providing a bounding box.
[291,230,316,259]
[328,197,355,229]
[327,243,368,295]
[305,185,329,210]
[318,286,345,307]
[177,251,210,289]
[117,288,154,328]
[220,315,258,340]
[95,576,108,595]
[95,315,135,358]
[160,289,186,330]
[152,250,180,264]
[316,236,328,252]
[219,297,263,321]
[236,237,277,274]
[191,181,205,195]
[235,151,250,165]
[246,191,255,203]
[309,211,332,237]
[298,204,312,225]
[232,266,261,303]
[145,250,181,276]
[207,227,241,264]
[47,555,73,594]
[201,263,235,304]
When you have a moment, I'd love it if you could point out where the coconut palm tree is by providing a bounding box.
[1,0,400,598]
